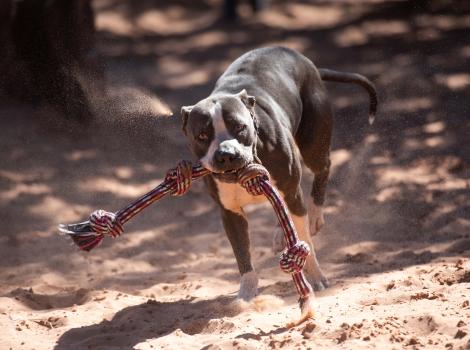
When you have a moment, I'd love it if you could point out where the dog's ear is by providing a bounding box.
[237,89,256,109]
[181,105,193,134]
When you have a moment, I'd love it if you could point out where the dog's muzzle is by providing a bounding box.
[214,149,245,169]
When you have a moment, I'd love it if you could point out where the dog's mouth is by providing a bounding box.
[210,162,247,175]
[211,166,247,183]
[222,168,239,174]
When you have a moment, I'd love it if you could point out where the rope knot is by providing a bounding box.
[89,209,123,237]
[165,160,193,196]
[279,241,311,273]
[237,163,270,196]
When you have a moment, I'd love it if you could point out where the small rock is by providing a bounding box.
[454,329,467,339]
[201,345,221,350]
[301,322,316,339]
[235,333,262,341]
[337,331,348,343]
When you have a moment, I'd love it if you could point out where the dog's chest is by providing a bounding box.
[214,179,267,211]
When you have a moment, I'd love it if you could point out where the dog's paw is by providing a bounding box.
[307,271,330,291]
[272,229,285,254]
[308,203,325,235]
[238,270,259,301]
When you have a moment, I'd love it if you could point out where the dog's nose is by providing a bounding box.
[214,149,240,165]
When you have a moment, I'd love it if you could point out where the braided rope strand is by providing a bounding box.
[237,165,314,299]
[59,161,313,303]
[116,163,209,225]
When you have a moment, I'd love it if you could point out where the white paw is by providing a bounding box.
[238,270,259,301]
[309,202,325,235]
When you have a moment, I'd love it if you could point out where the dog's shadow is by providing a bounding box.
[54,295,241,349]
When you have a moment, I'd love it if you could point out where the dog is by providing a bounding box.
[181,46,377,301]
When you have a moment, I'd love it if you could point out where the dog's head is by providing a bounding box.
[181,90,258,175]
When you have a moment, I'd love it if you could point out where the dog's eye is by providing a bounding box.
[197,132,208,141]
[235,124,247,133]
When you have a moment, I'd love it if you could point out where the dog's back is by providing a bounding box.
[212,46,325,134]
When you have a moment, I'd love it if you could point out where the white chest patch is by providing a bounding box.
[214,178,268,213]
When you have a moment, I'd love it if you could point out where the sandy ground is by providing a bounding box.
[1,1,469,349]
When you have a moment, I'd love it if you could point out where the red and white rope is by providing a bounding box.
[61,161,313,301]
[237,163,313,299]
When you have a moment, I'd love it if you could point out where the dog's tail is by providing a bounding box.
[319,68,378,125]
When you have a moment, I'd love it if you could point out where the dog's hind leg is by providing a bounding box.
[308,162,330,236]
[221,207,258,301]
[296,87,334,236]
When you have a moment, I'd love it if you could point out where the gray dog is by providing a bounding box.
[181,46,377,301]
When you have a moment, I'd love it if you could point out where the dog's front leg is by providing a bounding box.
[221,208,258,301]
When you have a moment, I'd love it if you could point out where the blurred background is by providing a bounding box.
[0,1,469,348]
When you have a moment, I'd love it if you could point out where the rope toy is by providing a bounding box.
[59,161,315,322]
